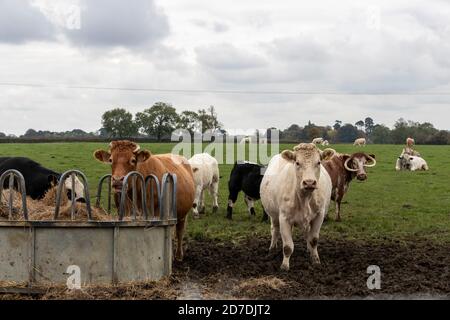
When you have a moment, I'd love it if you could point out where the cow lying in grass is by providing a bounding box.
[396,148,428,171]
[322,152,376,221]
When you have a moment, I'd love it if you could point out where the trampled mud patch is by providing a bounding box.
[1,237,449,299]
[175,237,450,299]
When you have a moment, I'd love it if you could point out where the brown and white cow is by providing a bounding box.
[322,152,376,221]
[406,137,415,148]
[94,140,195,261]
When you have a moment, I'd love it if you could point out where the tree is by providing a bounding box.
[136,102,179,141]
[364,117,374,135]
[0,132,5,138]
[101,108,137,138]
[371,124,392,144]
[333,120,342,131]
[335,124,359,143]
[177,110,200,136]
[355,120,364,131]
[197,106,222,133]
[23,129,38,137]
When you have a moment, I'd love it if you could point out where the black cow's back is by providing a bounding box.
[0,157,60,200]
[228,162,265,200]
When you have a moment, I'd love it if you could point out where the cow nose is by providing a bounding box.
[357,174,367,181]
[76,197,86,203]
[112,176,124,190]
[302,179,317,190]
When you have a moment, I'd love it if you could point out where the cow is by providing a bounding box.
[94,140,195,261]
[312,137,324,145]
[353,138,366,146]
[227,161,267,221]
[406,137,415,148]
[323,152,376,221]
[260,143,335,271]
[0,157,85,202]
[396,153,429,171]
[188,153,220,218]
[321,140,330,146]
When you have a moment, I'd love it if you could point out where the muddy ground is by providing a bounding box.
[1,236,449,299]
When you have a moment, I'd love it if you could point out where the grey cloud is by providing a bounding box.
[65,0,169,48]
[0,0,55,43]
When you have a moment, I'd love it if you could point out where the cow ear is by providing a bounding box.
[94,150,111,163]
[281,150,296,162]
[48,175,58,186]
[369,154,376,159]
[136,150,151,163]
[342,154,350,162]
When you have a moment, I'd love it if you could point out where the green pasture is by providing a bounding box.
[1,142,450,244]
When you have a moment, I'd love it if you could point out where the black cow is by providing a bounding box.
[226,161,268,221]
[0,157,85,201]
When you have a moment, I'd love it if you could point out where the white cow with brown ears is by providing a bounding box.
[260,143,335,271]
[188,153,220,218]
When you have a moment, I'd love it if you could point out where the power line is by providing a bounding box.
[1,82,450,95]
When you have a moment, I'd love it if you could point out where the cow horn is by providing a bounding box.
[364,155,377,167]
[133,144,141,153]
[344,157,358,172]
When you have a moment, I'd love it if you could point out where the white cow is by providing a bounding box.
[260,143,335,271]
[188,153,220,218]
[396,153,429,171]
[321,140,329,146]
[240,136,252,144]
[353,138,366,146]
[312,137,324,145]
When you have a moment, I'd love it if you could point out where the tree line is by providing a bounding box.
[281,117,450,145]
[2,103,450,144]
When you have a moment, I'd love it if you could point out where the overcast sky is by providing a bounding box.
[1,0,450,135]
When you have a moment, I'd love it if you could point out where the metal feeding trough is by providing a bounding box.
[0,169,177,288]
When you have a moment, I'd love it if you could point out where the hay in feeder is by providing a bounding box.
[0,185,111,221]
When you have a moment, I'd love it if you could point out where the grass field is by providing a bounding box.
[1,142,450,244]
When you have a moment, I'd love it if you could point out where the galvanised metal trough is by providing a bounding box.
[0,169,177,288]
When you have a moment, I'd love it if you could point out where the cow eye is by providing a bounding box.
[295,161,300,166]
[130,158,137,165]
[108,158,112,163]
[317,161,321,166]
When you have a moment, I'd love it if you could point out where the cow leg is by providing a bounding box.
[210,182,219,214]
[199,189,206,214]
[335,199,342,222]
[307,214,324,265]
[175,217,187,261]
[226,191,238,220]
[192,185,202,219]
[269,214,280,251]
[279,214,294,271]
[244,195,256,215]
[262,209,269,222]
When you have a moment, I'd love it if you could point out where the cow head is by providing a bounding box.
[94,140,151,193]
[343,153,376,181]
[48,174,86,202]
[281,143,335,192]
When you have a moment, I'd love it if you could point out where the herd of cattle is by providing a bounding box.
[0,137,429,270]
